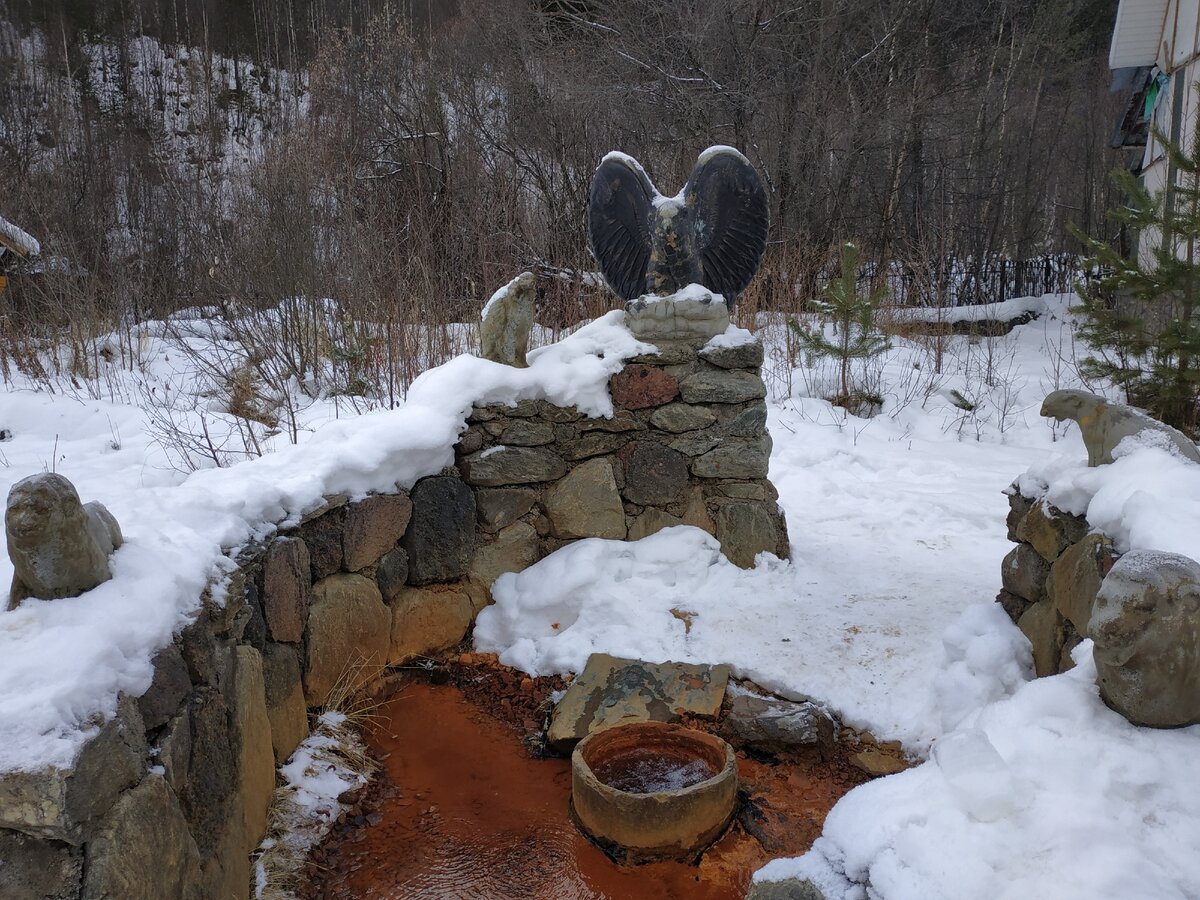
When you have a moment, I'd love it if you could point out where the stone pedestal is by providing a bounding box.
[458,291,789,570]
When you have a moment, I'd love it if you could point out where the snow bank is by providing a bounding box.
[1019,431,1200,562]
[756,645,1200,900]
[0,312,649,772]
[475,528,1031,751]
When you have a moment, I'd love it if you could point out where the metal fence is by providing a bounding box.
[863,254,1080,307]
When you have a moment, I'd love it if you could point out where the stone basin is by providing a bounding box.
[570,721,739,862]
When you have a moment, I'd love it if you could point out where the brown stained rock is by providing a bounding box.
[546,458,627,540]
[622,442,689,507]
[82,776,201,900]
[680,487,716,536]
[1048,533,1117,635]
[1017,598,1066,678]
[343,494,412,572]
[1000,542,1050,604]
[469,521,539,587]
[1090,551,1200,727]
[389,586,474,664]
[0,695,146,844]
[304,574,390,707]
[610,364,680,410]
[232,645,276,852]
[627,507,684,541]
[848,748,910,776]
[461,579,492,615]
[196,808,248,900]
[713,501,782,568]
[1015,500,1089,563]
[474,488,538,533]
[547,653,730,751]
[262,642,309,765]
[262,537,311,643]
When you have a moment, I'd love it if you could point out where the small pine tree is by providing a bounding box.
[789,242,891,404]
[1073,97,1200,434]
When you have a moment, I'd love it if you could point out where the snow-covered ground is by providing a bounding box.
[3,291,1200,898]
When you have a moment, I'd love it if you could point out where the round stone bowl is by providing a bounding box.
[570,721,739,861]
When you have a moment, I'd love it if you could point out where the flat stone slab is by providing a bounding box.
[548,653,729,751]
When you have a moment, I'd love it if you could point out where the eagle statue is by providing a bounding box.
[587,146,769,306]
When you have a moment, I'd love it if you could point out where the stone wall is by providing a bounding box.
[996,484,1118,677]
[459,336,789,570]
[0,328,790,900]
[0,479,486,900]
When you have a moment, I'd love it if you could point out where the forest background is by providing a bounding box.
[0,0,1122,395]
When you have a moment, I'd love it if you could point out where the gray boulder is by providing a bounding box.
[6,473,123,610]
[1090,550,1200,727]
[720,693,835,756]
[1041,389,1200,467]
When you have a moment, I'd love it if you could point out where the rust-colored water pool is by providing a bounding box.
[304,668,868,899]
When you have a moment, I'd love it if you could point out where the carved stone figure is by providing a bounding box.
[1089,550,1200,727]
[5,473,123,610]
[480,271,537,368]
[1040,389,1200,467]
[588,146,769,305]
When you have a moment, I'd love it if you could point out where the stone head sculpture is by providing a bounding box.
[588,147,769,306]
[5,472,123,610]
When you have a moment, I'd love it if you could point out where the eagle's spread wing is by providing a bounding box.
[588,154,655,301]
[684,147,769,304]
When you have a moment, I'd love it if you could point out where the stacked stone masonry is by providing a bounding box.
[459,337,790,570]
[0,336,790,899]
[997,484,1117,678]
